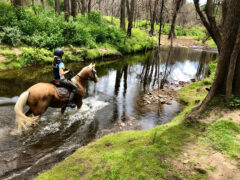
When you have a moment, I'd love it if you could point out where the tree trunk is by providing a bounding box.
[71,0,77,18]
[158,0,164,47]
[168,0,183,39]
[13,0,22,7]
[80,0,86,14]
[41,0,45,8]
[188,0,240,120]
[127,0,135,37]
[149,0,159,35]
[55,0,60,15]
[120,0,126,31]
[64,0,70,21]
[88,0,91,13]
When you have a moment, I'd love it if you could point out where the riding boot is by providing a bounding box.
[66,92,77,108]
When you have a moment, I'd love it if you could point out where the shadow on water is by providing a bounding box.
[0,47,217,179]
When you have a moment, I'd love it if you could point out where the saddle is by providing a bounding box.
[50,80,70,98]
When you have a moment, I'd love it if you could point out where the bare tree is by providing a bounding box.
[71,0,77,18]
[120,0,126,31]
[158,0,165,46]
[126,0,135,37]
[189,0,240,120]
[149,0,159,35]
[88,0,92,13]
[64,0,70,21]
[168,0,185,39]
[80,0,86,14]
[55,0,60,15]
[13,0,22,7]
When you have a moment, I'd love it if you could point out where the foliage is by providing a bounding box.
[0,3,126,50]
[17,47,52,65]
[0,26,21,46]
[229,95,240,107]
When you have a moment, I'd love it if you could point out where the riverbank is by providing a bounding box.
[0,28,155,71]
[36,60,240,179]
[0,34,216,72]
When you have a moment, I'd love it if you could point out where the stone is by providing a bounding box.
[183,160,189,164]
[194,167,207,174]
[191,78,196,82]
[120,123,126,127]
[128,116,136,121]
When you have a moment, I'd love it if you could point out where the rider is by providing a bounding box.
[53,48,78,108]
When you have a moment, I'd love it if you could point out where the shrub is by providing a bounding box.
[0,26,21,46]
[17,47,52,65]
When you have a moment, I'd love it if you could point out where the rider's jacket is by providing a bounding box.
[53,59,65,80]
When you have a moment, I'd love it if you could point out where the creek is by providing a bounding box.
[0,46,217,179]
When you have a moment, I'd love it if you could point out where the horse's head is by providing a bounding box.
[76,63,99,83]
[87,63,99,83]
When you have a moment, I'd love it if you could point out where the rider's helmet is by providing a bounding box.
[54,48,64,57]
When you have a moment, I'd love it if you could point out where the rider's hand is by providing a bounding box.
[64,70,70,74]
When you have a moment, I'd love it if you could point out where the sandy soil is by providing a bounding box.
[172,141,240,180]
[160,35,201,47]
[171,107,240,180]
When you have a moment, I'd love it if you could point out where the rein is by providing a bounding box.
[76,68,96,82]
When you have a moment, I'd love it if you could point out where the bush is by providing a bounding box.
[0,3,127,50]
[17,47,52,65]
[0,26,21,46]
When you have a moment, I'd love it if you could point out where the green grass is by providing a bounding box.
[36,68,211,180]
[204,120,240,159]
[37,59,240,180]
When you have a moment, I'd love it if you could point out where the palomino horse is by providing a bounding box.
[14,63,98,134]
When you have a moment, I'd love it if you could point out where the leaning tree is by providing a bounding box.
[189,0,240,119]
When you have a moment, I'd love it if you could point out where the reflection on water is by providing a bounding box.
[0,47,217,179]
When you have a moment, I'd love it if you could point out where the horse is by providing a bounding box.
[14,63,98,134]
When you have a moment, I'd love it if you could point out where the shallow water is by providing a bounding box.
[0,46,217,179]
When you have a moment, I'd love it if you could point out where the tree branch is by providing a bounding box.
[193,0,220,50]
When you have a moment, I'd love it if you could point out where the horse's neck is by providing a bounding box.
[73,68,89,87]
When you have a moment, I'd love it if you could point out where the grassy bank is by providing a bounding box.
[36,60,240,179]
[104,16,216,48]
[0,2,155,71]
[35,81,207,180]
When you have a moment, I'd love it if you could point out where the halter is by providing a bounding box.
[76,68,97,82]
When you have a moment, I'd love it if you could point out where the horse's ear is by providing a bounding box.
[93,63,95,68]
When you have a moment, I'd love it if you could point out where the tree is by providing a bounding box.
[120,0,126,31]
[189,0,240,119]
[55,0,60,15]
[88,0,92,13]
[13,0,22,7]
[126,0,135,37]
[168,0,185,39]
[80,0,86,14]
[71,0,77,18]
[158,0,165,46]
[64,0,70,21]
[149,0,159,35]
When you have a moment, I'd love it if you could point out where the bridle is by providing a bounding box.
[76,67,97,82]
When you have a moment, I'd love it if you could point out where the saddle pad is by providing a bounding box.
[56,87,70,98]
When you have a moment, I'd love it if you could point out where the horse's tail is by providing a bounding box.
[14,91,38,134]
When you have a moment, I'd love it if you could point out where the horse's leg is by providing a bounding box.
[23,108,38,125]
[61,107,66,114]
[77,100,82,109]
[17,119,28,134]
[25,109,32,116]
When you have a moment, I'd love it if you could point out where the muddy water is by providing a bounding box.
[0,47,217,179]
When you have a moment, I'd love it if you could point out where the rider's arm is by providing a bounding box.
[59,68,69,76]
[59,62,69,76]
